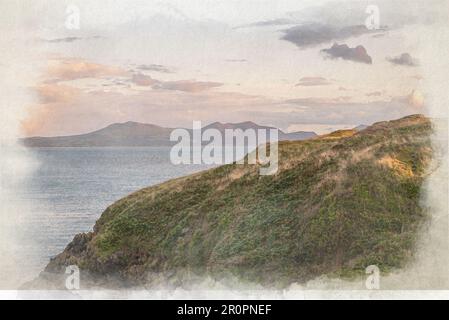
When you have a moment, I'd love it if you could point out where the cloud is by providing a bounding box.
[225,59,248,63]
[102,79,129,87]
[281,24,374,49]
[21,87,271,137]
[131,73,158,86]
[284,0,441,31]
[35,84,79,104]
[296,77,331,87]
[286,92,424,110]
[366,91,382,97]
[48,58,127,81]
[226,93,426,133]
[387,53,419,66]
[23,84,427,138]
[45,58,223,94]
[152,80,223,93]
[403,90,425,108]
[321,43,372,64]
[22,84,81,136]
[44,36,103,43]
[237,18,295,29]
[129,74,221,92]
[286,96,352,106]
[408,91,424,108]
[46,37,83,43]
[137,64,173,73]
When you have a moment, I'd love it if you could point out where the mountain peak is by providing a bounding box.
[107,121,158,128]
[205,121,274,131]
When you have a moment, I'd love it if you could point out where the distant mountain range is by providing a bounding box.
[20,121,318,147]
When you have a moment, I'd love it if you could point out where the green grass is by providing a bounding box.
[46,114,433,286]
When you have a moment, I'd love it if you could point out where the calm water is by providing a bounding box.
[16,147,213,277]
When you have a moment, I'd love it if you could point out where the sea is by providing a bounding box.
[10,147,214,285]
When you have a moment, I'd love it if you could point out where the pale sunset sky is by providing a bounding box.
[2,0,444,137]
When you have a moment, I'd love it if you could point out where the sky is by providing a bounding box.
[1,0,444,137]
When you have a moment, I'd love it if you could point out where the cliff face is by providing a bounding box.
[40,115,433,288]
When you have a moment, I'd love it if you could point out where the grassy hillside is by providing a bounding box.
[43,115,433,287]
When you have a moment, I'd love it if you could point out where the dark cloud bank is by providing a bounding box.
[387,53,419,66]
[321,43,372,64]
[281,24,375,48]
